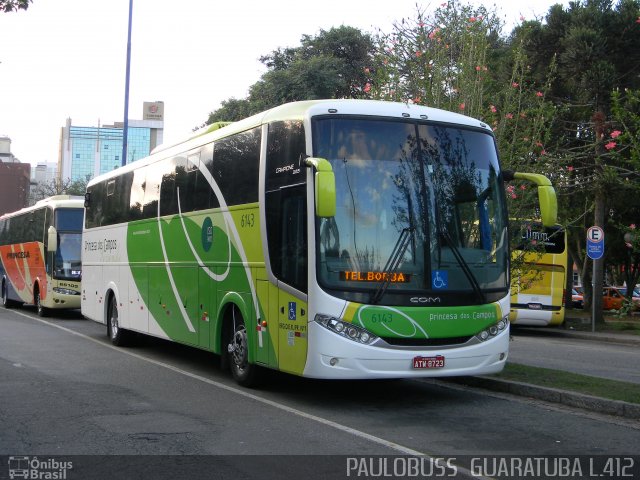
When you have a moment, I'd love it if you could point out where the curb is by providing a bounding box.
[446,376,640,420]
[513,326,640,346]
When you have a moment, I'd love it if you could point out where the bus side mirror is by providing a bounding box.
[505,171,558,227]
[305,157,336,218]
[47,226,57,253]
[84,192,91,208]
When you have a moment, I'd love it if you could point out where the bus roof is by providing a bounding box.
[0,195,84,220]
[88,99,493,188]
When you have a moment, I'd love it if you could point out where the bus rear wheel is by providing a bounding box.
[34,288,48,317]
[227,308,261,387]
[2,281,16,309]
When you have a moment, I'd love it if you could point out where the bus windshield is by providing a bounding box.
[313,117,508,304]
[54,208,83,280]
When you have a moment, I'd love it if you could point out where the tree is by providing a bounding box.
[367,1,559,285]
[520,0,640,321]
[31,177,88,204]
[1,0,31,12]
[203,26,376,125]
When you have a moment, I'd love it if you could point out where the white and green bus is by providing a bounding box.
[81,100,557,386]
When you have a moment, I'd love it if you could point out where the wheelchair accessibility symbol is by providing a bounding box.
[431,270,448,290]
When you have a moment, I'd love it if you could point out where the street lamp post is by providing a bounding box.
[121,0,133,167]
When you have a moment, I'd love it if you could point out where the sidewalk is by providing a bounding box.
[446,314,640,420]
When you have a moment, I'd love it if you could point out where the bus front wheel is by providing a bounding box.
[227,308,261,387]
[107,295,130,346]
[34,288,48,317]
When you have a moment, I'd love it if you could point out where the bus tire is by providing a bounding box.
[2,281,17,309]
[34,287,48,317]
[107,294,130,346]
[227,307,261,387]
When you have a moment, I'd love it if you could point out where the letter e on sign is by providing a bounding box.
[587,226,604,242]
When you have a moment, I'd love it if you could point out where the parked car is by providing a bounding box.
[571,288,584,309]
[602,286,640,310]
[618,287,640,299]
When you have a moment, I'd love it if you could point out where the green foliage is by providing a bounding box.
[203,26,376,125]
[205,98,253,124]
[1,0,31,12]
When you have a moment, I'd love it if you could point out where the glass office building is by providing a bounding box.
[58,103,164,182]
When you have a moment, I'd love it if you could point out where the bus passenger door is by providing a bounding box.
[274,189,308,376]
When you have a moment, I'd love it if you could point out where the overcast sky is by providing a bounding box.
[0,0,568,168]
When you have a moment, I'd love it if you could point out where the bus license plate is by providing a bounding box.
[527,303,542,310]
[413,355,445,369]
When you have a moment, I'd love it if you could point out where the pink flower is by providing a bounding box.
[429,28,440,39]
[364,67,370,74]
[459,103,465,111]
[605,141,616,150]
[536,141,543,147]
[512,82,519,88]
[416,51,423,57]
[364,83,371,93]
[567,166,574,172]
[611,130,622,138]
[511,193,517,199]
[490,105,497,113]
[520,185,527,190]
[475,66,481,71]
[520,15,525,21]
[506,185,515,193]
[536,91,543,97]
[636,17,640,23]
[468,16,477,22]
[540,150,547,156]
[631,224,637,230]
[505,113,514,119]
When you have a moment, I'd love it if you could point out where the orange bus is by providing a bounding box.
[0,195,83,316]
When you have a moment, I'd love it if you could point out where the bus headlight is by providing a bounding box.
[475,317,508,342]
[314,314,378,345]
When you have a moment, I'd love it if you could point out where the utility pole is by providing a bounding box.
[121,0,133,167]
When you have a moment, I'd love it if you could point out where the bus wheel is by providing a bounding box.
[35,288,48,317]
[227,308,261,387]
[107,295,129,346]
[2,281,15,309]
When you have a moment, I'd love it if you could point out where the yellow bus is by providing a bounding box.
[509,222,567,326]
[0,195,84,316]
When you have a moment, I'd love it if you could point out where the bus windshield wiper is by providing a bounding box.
[440,230,486,304]
[370,227,414,305]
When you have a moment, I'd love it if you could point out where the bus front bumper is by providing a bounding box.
[303,322,509,380]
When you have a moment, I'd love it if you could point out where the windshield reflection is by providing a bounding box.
[313,117,508,305]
